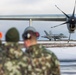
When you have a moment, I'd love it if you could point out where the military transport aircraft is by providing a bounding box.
[41,30,67,41]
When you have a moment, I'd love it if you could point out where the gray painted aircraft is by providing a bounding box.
[41,30,68,41]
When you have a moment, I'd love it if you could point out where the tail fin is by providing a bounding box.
[44,30,49,35]
[49,31,52,35]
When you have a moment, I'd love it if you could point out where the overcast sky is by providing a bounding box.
[0,0,76,40]
[0,0,75,15]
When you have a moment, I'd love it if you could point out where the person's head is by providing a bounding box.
[22,26,40,48]
[5,27,20,42]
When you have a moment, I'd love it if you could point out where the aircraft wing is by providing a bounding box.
[41,36,47,38]
[0,14,66,21]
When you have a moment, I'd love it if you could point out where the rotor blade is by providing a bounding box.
[51,22,67,28]
[72,0,76,16]
[55,5,70,18]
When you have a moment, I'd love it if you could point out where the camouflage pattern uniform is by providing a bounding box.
[0,40,6,75]
[24,44,60,75]
[1,27,28,75]
[3,42,27,75]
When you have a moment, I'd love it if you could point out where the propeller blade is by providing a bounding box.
[51,22,67,28]
[55,5,70,18]
[72,0,76,16]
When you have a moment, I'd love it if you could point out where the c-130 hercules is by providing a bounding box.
[51,0,76,42]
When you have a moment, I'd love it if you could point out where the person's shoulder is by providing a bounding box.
[4,42,18,46]
[4,42,23,58]
[0,42,6,56]
[40,45,59,60]
[46,48,59,60]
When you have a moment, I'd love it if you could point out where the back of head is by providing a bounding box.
[22,26,40,40]
[5,27,19,42]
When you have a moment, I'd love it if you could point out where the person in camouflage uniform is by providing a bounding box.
[0,32,6,75]
[22,26,61,75]
[2,27,28,75]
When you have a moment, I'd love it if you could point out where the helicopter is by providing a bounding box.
[51,0,76,42]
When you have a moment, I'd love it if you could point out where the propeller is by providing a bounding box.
[51,5,70,28]
[51,0,76,42]
[51,0,76,29]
